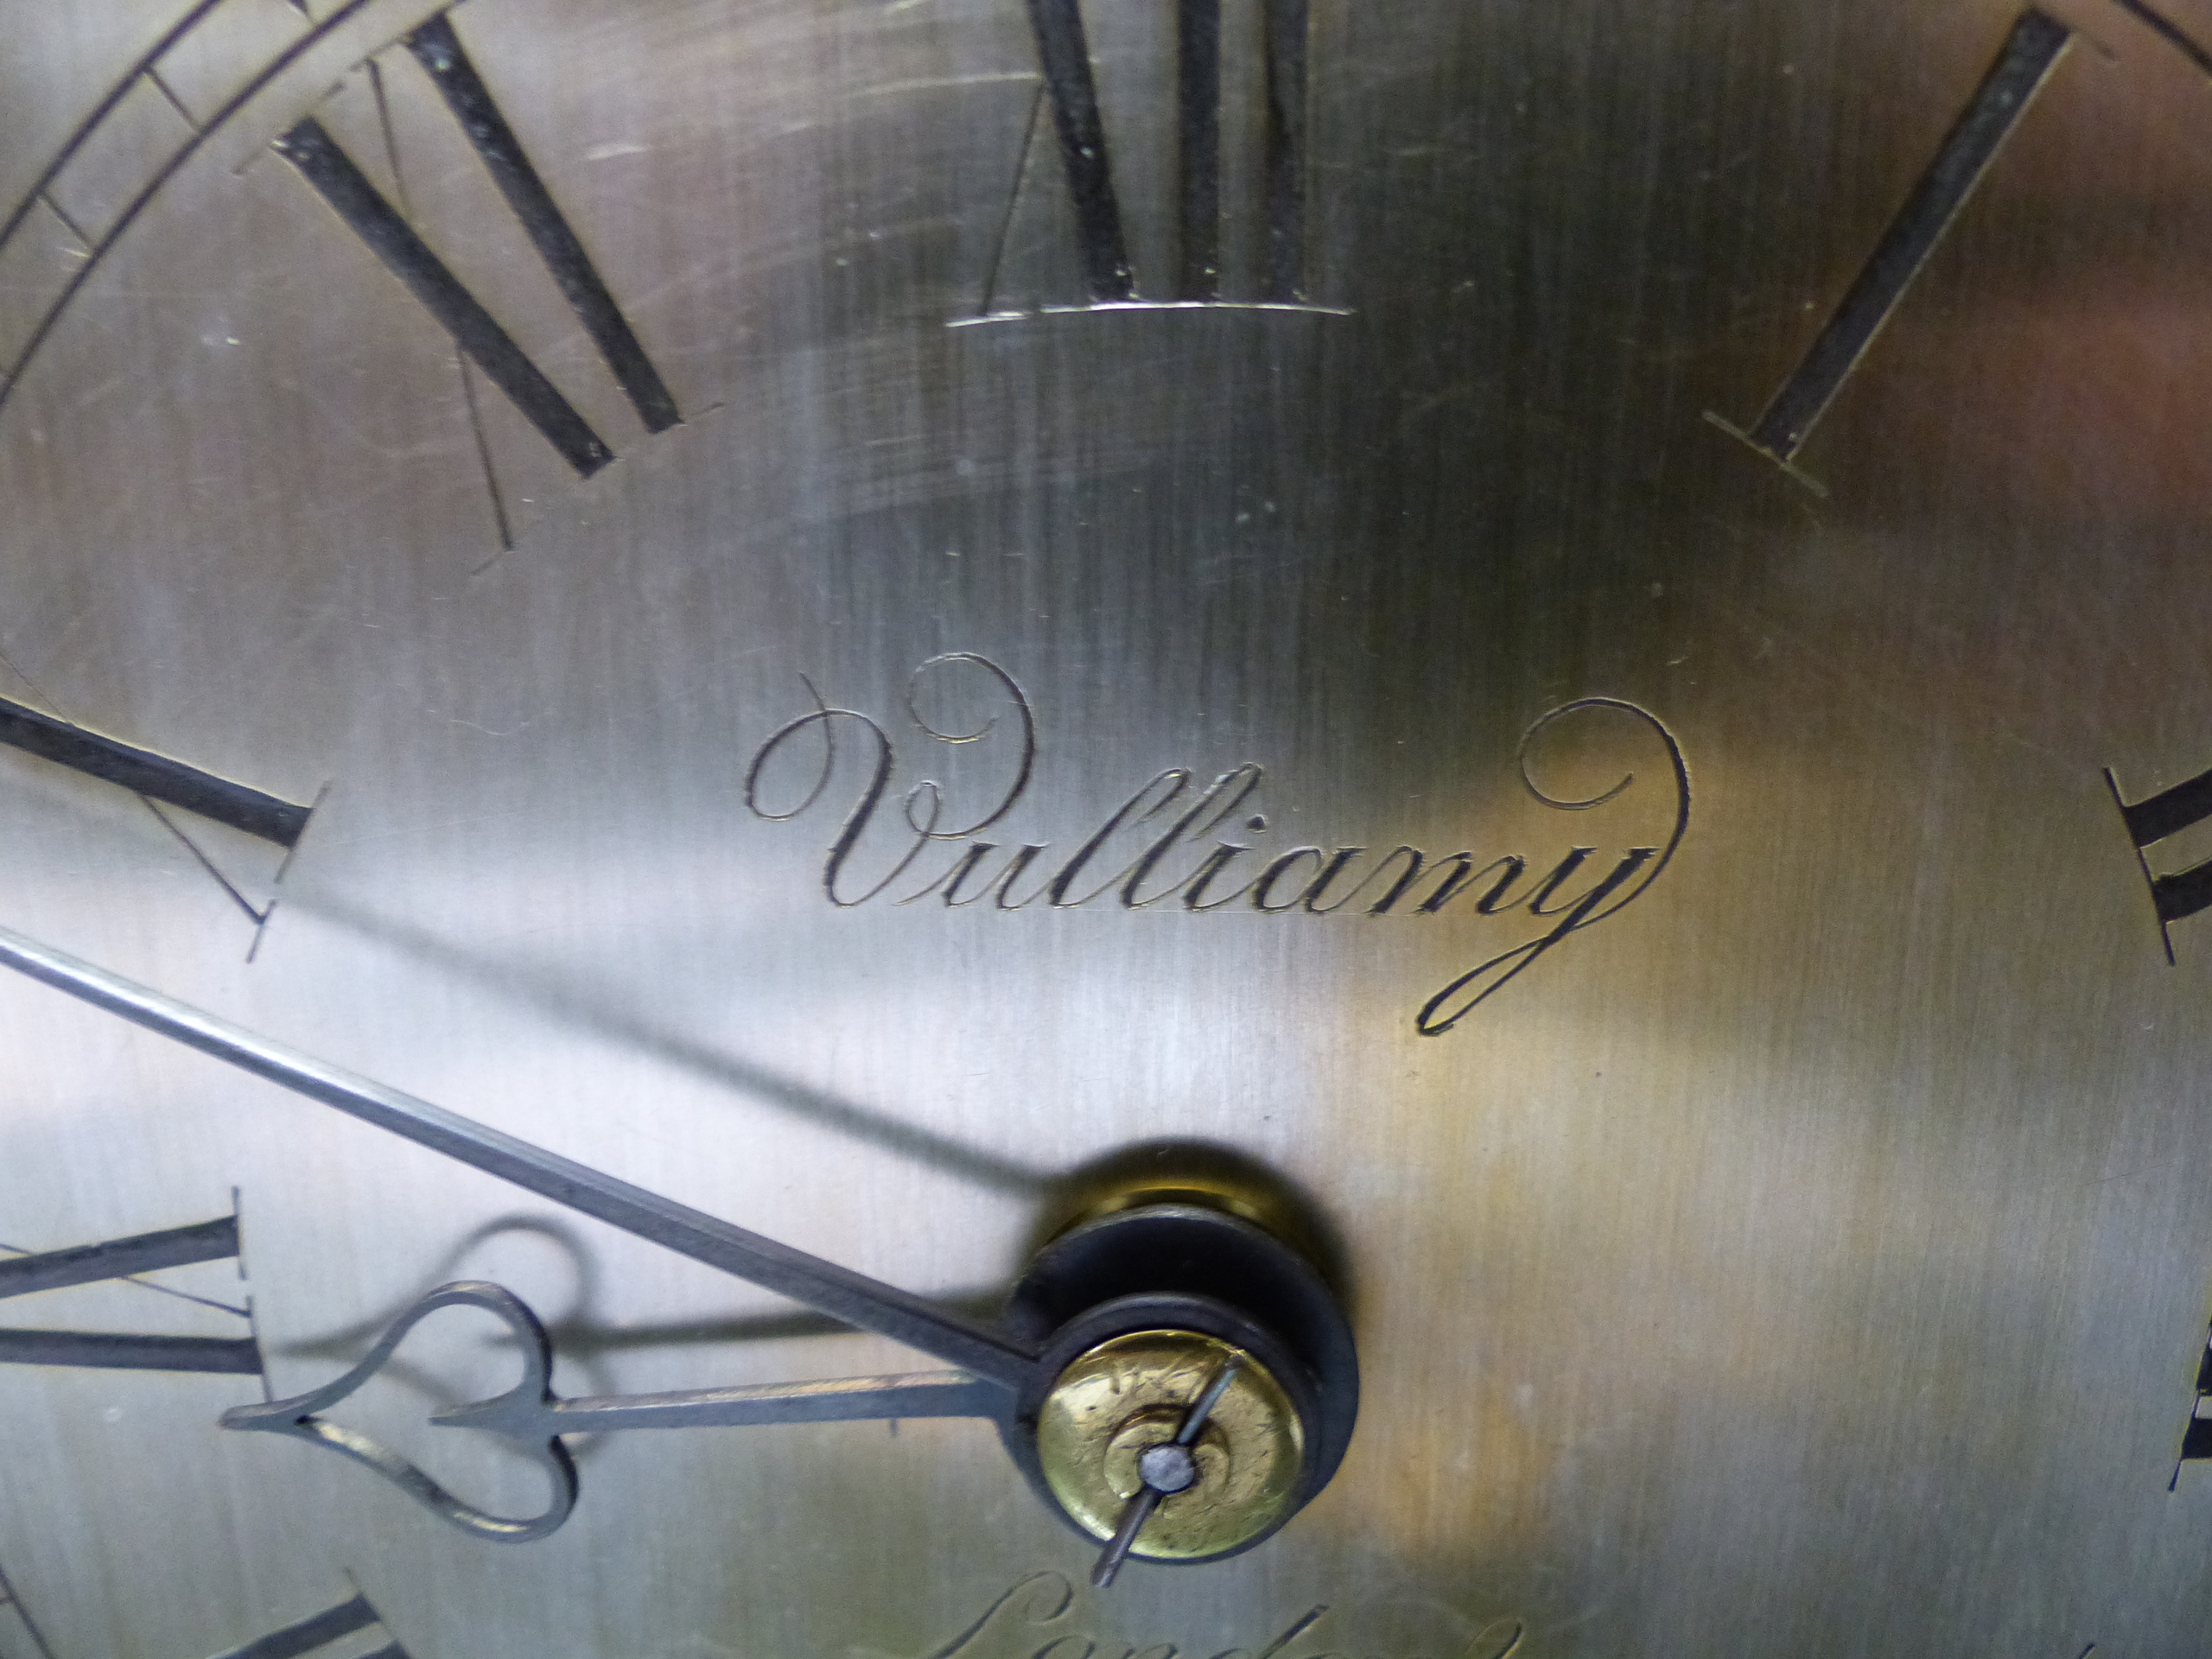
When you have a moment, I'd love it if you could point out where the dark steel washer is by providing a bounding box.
[999,1202,1360,1562]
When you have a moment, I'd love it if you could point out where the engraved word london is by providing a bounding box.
[746,657,1690,1034]
[914,1573,1526,1659]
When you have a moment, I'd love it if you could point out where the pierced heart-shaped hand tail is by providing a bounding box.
[221,1281,577,1542]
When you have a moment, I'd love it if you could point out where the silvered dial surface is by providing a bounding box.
[1,0,2209,1654]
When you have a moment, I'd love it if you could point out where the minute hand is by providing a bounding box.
[0,924,1038,1389]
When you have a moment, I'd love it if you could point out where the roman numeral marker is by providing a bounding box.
[0,695,312,849]
[2106,763,2212,960]
[1713,10,2071,478]
[0,1559,56,1659]
[1022,0,1135,302]
[1258,0,1309,304]
[207,1592,410,1659]
[991,0,1316,312]
[2173,1319,2212,1485]
[1175,0,1222,301]
[274,118,612,476]
[272,14,677,478]
[401,17,680,436]
[0,1214,262,1375]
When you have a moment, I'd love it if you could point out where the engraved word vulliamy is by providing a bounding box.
[745,656,1690,1033]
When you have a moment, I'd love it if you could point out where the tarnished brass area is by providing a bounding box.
[1031,1141,1346,1297]
[1035,1332,1304,1561]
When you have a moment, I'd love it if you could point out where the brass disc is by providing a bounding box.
[1033,1332,1305,1561]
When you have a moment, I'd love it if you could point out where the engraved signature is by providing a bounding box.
[909,1573,1525,1659]
[746,656,1689,1034]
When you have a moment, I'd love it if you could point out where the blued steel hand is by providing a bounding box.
[222,1281,1003,1539]
[1090,1355,1241,1588]
[0,924,1038,1389]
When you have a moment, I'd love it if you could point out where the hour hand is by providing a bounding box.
[220,1281,1004,1541]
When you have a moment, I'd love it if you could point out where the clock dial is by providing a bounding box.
[5,0,2212,1654]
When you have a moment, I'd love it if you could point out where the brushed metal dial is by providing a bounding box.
[3,0,2212,1656]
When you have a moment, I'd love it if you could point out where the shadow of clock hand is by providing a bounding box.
[232,1283,582,1541]
[284,892,1046,1198]
[266,1215,1007,1471]
[264,1217,623,1451]
[229,1280,1005,1542]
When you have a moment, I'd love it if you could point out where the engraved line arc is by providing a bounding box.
[0,0,397,411]
[1719,9,2071,470]
[1023,0,1138,302]
[271,117,615,477]
[0,696,313,849]
[0,0,226,253]
[402,15,680,435]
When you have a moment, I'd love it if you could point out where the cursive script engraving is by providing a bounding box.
[913,1573,1525,1659]
[747,657,1689,1035]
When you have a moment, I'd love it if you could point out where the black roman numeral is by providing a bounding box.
[1713,10,2072,480]
[272,13,677,479]
[0,692,315,934]
[1020,0,1135,302]
[0,1214,262,1375]
[2174,1319,2212,1484]
[989,0,1314,312]
[0,696,311,850]
[0,1559,56,1659]
[2106,763,2212,960]
[2113,0,2212,78]
[206,1592,410,1659]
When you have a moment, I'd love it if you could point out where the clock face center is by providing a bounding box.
[1135,1440,1200,1495]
